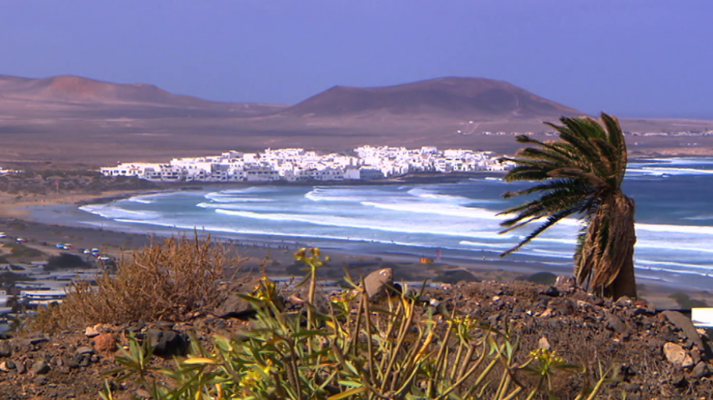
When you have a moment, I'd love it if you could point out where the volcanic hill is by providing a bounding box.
[0,74,712,165]
[0,74,286,116]
[276,77,583,119]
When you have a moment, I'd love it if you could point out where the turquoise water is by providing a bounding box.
[77,157,713,290]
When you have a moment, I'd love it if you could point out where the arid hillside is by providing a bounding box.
[0,74,286,118]
[276,77,583,119]
[0,74,712,166]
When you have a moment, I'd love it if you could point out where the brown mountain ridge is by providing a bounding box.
[278,77,584,119]
[0,73,712,164]
[0,74,286,116]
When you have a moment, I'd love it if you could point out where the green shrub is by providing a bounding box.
[45,252,92,270]
[102,248,611,400]
[669,292,708,308]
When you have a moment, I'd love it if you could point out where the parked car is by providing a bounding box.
[16,237,28,243]
[56,243,65,249]
[0,232,6,238]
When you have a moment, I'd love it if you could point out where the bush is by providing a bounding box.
[26,234,239,332]
[102,248,611,400]
[519,271,558,286]
[669,292,708,308]
[3,242,44,259]
[45,252,92,270]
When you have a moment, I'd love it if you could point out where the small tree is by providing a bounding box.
[499,113,637,299]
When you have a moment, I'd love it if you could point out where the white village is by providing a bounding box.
[100,146,510,182]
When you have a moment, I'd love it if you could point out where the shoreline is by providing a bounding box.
[0,187,711,309]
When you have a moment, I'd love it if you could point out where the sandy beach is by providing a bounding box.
[1,189,711,309]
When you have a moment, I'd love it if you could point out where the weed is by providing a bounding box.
[26,234,240,333]
[101,248,611,399]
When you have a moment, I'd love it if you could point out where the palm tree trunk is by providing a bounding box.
[606,255,637,299]
[603,195,637,299]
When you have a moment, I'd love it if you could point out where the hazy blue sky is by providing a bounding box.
[1,1,711,118]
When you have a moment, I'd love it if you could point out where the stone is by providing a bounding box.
[147,329,189,357]
[33,375,48,386]
[84,326,100,338]
[214,295,256,320]
[126,320,147,333]
[93,333,117,353]
[363,268,394,302]
[0,340,12,357]
[551,298,575,316]
[29,337,49,345]
[0,361,11,372]
[663,342,694,368]
[662,311,705,352]
[75,346,94,356]
[690,348,702,365]
[576,300,594,310]
[554,275,577,291]
[32,360,51,374]
[605,313,628,335]
[78,355,91,367]
[63,356,79,369]
[541,286,559,297]
[537,336,551,350]
[615,296,633,308]
[671,373,688,388]
[692,361,711,378]
[213,275,264,319]
[16,360,26,374]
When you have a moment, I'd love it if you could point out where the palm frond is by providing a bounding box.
[500,207,579,257]
[499,113,637,299]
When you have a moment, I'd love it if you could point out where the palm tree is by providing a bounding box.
[498,113,637,299]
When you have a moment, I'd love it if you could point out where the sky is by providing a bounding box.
[1,0,711,119]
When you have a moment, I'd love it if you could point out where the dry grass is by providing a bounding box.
[26,234,240,333]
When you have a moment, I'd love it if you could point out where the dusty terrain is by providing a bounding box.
[0,271,712,399]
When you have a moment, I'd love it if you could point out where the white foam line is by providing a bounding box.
[635,259,713,271]
[213,209,503,239]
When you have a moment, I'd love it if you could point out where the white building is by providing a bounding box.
[100,146,508,183]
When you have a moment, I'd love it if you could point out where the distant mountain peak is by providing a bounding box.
[278,77,583,120]
[0,73,288,116]
[0,74,207,106]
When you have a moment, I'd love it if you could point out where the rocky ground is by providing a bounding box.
[0,271,712,399]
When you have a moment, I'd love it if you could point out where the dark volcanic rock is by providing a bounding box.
[692,361,711,378]
[0,340,12,357]
[605,313,628,335]
[541,286,560,297]
[662,310,705,353]
[31,360,50,375]
[147,329,189,357]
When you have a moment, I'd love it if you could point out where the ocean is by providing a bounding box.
[76,157,713,291]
